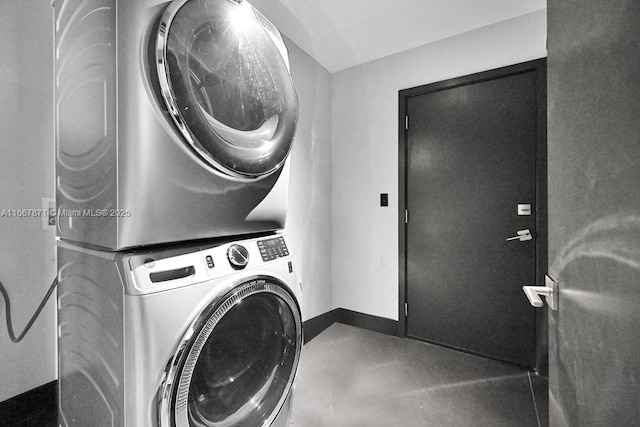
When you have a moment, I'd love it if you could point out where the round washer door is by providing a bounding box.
[157,0,298,179]
[159,277,302,427]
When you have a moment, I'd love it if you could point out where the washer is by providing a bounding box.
[54,0,298,250]
[57,235,302,426]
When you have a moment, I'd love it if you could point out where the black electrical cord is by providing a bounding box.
[0,277,58,343]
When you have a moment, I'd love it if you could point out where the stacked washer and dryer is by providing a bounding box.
[54,0,302,425]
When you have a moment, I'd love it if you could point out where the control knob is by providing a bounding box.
[227,244,249,270]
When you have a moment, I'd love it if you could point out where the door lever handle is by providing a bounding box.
[506,229,532,241]
[522,275,558,310]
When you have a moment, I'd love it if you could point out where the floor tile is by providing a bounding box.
[291,323,544,427]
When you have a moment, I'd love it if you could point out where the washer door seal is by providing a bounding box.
[156,0,298,179]
[158,277,302,427]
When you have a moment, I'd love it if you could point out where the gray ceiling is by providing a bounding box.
[249,0,547,73]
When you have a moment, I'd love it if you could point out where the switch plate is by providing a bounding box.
[380,193,388,207]
[517,204,532,216]
[42,197,55,229]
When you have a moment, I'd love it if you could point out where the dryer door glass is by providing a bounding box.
[157,0,298,178]
[166,278,302,427]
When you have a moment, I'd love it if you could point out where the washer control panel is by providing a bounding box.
[227,244,250,270]
[257,237,289,261]
[124,235,294,294]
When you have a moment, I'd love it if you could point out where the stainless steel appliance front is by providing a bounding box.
[57,235,302,426]
[54,0,298,250]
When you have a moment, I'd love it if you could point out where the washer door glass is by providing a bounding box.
[157,0,298,178]
[168,278,302,427]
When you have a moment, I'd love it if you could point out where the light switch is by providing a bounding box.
[380,193,388,207]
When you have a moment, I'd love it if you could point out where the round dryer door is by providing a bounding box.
[159,277,302,427]
[157,0,298,179]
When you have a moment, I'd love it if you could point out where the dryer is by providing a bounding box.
[54,0,298,250]
[57,234,302,426]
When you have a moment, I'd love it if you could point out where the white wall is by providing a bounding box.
[0,1,57,402]
[285,40,333,321]
[331,10,548,320]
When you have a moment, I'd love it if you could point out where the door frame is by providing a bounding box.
[397,59,547,368]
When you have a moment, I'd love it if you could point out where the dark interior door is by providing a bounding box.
[548,1,640,424]
[405,67,539,367]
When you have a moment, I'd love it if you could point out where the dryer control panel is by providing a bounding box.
[257,237,289,261]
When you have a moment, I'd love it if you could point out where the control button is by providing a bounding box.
[227,244,249,270]
[257,237,289,261]
[205,255,214,269]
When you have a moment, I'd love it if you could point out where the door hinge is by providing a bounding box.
[405,302,408,317]
[405,209,409,224]
[405,116,409,130]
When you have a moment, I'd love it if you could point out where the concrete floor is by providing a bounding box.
[290,323,548,427]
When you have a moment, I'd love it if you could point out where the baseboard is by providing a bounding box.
[303,309,339,343]
[335,308,398,336]
[303,308,398,343]
[0,381,57,426]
